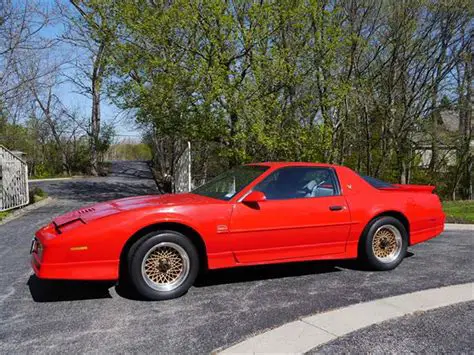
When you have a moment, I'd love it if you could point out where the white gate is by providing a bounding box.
[0,145,29,211]
[174,141,192,193]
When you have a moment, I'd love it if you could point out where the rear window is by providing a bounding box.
[361,175,396,188]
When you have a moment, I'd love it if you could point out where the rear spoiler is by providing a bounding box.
[391,184,436,193]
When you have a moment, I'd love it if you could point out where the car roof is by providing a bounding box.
[246,162,339,168]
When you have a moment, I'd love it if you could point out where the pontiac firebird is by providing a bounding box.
[31,162,445,300]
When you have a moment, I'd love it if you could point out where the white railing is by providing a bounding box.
[0,145,29,211]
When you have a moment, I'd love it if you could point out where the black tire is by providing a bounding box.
[128,230,199,300]
[359,216,408,271]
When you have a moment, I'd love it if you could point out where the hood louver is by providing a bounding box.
[77,207,96,214]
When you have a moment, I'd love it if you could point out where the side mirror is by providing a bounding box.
[242,190,266,204]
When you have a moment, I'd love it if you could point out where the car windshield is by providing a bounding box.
[361,175,396,188]
[192,165,269,201]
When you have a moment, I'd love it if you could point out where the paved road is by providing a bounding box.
[0,162,473,353]
[29,160,156,203]
[311,301,473,354]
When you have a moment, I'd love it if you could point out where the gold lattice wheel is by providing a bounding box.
[372,225,402,263]
[141,242,190,292]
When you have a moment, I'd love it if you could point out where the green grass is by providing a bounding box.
[443,200,474,224]
[30,186,48,203]
[0,210,11,221]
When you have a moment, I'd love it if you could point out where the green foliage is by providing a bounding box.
[0,118,32,153]
[29,187,48,203]
[96,124,115,164]
[31,163,55,179]
[106,0,355,165]
[0,211,10,221]
[77,1,474,197]
[0,120,101,178]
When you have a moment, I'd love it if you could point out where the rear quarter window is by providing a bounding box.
[361,175,396,189]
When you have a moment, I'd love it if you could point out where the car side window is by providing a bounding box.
[254,167,339,200]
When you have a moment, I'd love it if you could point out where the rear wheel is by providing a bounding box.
[360,216,408,271]
[128,231,199,300]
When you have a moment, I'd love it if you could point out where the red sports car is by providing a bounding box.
[31,162,445,300]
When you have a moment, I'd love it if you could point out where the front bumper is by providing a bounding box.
[30,254,119,280]
[30,231,119,281]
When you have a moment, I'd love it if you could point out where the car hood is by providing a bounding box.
[52,193,216,228]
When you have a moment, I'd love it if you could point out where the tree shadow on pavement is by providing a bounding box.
[36,181,158,203]
[108,167,154,180]
[27,275,114,302]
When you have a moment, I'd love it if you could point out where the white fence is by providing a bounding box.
[0,145,29,211]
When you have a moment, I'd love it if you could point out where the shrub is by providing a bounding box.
[29,187,48,203]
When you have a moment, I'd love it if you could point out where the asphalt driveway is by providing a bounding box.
[0,161,472,353]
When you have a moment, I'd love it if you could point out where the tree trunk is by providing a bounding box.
[228,111,239,167]
[89,41,106,176]
[363,105,371,176]
[459,50,472,199]
[429,17,449,176]
[90,81,101,176]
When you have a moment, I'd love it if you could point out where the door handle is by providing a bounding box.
[329,205,344,211]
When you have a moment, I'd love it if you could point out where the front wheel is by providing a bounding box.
[360,216,408,271]
[128,231,199,300]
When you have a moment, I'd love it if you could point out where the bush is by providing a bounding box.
[29,187,48,203]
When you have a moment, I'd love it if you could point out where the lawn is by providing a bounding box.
[0,210,10,222]
[443,200,474,224]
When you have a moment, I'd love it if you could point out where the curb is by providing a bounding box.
[217,283,474,354]
[29,176,85,182]
[0,197,54,226]
[444,223,474,231]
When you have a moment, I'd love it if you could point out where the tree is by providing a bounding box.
[0,0,54,124]
[1,1,114,178]
[59,0,113,176]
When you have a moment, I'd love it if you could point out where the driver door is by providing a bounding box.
[229,167,351,263]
